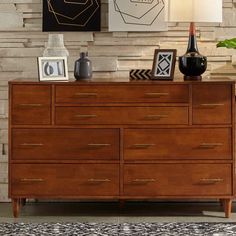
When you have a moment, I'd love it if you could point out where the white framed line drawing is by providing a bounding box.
[109,0,168,31]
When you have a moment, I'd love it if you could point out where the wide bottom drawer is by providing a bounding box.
[11,164,119,197]
[124,164,232,196]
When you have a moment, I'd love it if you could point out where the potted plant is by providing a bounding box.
[217,38,236,65]
[217,38,236,49]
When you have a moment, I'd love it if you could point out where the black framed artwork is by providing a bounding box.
[43,0,101,32]
[151,49,177,80]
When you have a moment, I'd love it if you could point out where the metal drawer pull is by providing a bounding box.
[75,115,97,118]
[133,144,155,148]
[200,178,224,183]
[145,115,168,119]
[87,179,111,182]
[145,93,169,97]
[200,103,224,107]
[132,179,156,183]
[74,93,98,97]
[20,178,45,182]
[20,143,44,147]
[19,104,43,107]
[199,143,223,148]
[88,144,111,147]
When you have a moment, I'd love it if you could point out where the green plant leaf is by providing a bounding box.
[217,38,236,49]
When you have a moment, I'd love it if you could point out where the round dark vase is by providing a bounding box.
[74,52,92,80]
[179,52,207,80]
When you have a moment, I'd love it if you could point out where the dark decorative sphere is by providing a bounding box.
[179,52,207,77]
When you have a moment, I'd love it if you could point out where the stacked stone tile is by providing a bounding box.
[0,0,236,202]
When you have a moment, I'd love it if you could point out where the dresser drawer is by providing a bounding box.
[55,84,189,103]
[12,129,119,161]
[11,164,119,196]
[192,84,232,124]
[11,85,51,125]
[55,106,188,125]
[124,164,232,196]
[124,128,232,160]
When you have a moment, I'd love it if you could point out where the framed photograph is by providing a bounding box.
[151,49,177,80]
[38,57,69,81]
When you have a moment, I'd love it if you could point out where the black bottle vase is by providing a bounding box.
[179,22,207,81]
[74,52,92,80]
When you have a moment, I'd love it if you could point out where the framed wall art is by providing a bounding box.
[151,49,177,80]
[43,0,101,31]
[38,57,69,81]
[109,0,167,31]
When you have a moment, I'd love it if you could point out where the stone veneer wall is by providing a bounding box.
[0,0,236,201]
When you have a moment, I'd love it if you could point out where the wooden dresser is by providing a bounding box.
[9,79,235,218]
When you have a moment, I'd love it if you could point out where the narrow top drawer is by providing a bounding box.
[12,85,51,105]
[55,84,189,103]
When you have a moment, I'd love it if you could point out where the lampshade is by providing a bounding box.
[166,0,222,23]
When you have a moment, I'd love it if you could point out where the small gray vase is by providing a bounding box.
[74,52,92,80]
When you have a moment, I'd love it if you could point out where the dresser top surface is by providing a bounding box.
[9,77,235,85]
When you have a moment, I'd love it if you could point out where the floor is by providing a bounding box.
[0,201,236,223]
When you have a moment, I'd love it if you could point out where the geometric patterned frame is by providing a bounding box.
[151,49,177,80]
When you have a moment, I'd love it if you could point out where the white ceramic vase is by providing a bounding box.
[43,34,69,57]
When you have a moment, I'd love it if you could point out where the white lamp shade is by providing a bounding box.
[166,0,222,23]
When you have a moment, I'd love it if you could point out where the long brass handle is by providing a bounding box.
[199,178,224,184]
[19,104,43,107]
[87,179,111,182]
[145,115,168,119]
[75,115,97,118]
[199,143,223,149]
[199,103,224,107]
[74,93,98,97]
[88,144,111,147]
[145,93,169,97]
[20,178,45,182]
[133,144,156,148]
[20,143,44,147]
[132,179,156,183]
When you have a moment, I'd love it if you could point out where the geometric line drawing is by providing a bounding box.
[114,1,159,21]
[114,0,159,19]
[64,0,88,4]
[113,0,165,26]
[48,0,99,26]
[43,0,100,31]
[130,0,154,3]
[109,0,167,31]
[48,0,93,21]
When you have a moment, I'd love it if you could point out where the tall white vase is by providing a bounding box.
[43,34,69,57]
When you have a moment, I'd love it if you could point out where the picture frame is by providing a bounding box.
[38,57,69,81]
[151,49,177,80]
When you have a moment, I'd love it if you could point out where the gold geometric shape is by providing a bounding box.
[48,0,92,20]
[64,0,88,4]
[47,0,99,27]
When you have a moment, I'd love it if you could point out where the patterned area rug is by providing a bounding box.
[0,222,236,236]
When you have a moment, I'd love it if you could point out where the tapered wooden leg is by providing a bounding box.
[12,198,20,218]
[119,200,125,208]
[224,199,232,218]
